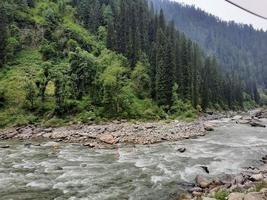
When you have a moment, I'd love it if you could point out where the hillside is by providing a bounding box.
[151,0,267,95]
[0,0,259,128]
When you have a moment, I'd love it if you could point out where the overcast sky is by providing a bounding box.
[173,0,267,31]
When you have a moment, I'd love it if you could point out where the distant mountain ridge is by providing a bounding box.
[151,0,267,90]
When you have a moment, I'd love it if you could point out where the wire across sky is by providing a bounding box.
[225,0,267,20]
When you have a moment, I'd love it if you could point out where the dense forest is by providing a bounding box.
[151,0,267,102]
[0,0,261,127]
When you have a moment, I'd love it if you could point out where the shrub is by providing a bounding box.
[214,189,229,200]
[6,37,21,59]
[24,81,38,110]
[39,42,57,60]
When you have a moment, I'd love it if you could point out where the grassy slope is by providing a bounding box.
[0,0,100,128]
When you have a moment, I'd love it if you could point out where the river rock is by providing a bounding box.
[44,128,53,133]
[244,192,267,200]
[232,115,243,120]
[260,188,267,193]
[204,123,214,131]
[232,175,245,185]
[177,147,186,153]
[84,143,96,148]
[188,187,203,193]
[250,121,266,128]
[238,120,250,124]
[99,134,116,144]
[200,166,210,174]
[192,191,202,197]
[255,109,267,119]
[0,145,10,148]
[250,173,264,181]
[228,192,245,200]
[195,175,212,188]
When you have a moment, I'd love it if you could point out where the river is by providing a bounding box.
[0,119,266,200]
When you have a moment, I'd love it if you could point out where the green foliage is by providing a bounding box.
[170,83,197,120]
[66,39,79,52]
[77,111,97,123]
[131,59,151,99]
[39,41,57,60]
[214,189,229,200]
[42,7,61,27]
[6,37,21,60]
[255,181,267,192]
[100,60,127,115]
[69,48,97,99]
[24,80,38,110]
[54,73,67,115]
[0,0,261,129]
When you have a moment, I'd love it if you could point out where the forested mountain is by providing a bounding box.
[0,0,260,127]
[151,0,267,94]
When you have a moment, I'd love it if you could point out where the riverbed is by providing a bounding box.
[0,119,266,200]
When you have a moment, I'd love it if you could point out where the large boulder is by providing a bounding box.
[99,134,116,144]
[255,109,267,119]
[244,192,267,200]
[232,175,245,185]
[228,192,245,200]
[250,121,266,128]
[204,123,215,131]
[250,173,264,181]
[195,175,212,188]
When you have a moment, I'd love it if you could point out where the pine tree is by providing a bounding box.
[155,29,169,106]
[0,2,8,67]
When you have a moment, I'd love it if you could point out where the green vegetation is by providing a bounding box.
[0,0,261,128]
[214,189,229,200]
[254,181,267,192]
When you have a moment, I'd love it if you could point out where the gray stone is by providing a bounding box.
[195,175,211,188]
[188,187,203,193]
[204,123,214,131]
[0,145,10,148]
[244,192,267,200]
[177,147,186,153]
[228,192,245,200]
[250,173,264,181]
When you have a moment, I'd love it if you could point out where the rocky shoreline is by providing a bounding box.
[0,109,266,149]
[179,156,267,200]
[0,119,208,149]
[178,108,267,200]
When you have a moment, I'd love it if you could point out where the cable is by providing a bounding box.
[225,0,267,20]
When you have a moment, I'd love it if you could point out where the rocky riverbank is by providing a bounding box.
[0,109,266,149]
[179,156,267,200]
[177,108,267,200]
[0,119,208,149]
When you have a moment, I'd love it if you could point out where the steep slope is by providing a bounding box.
[0,0,258,128]
[151,0,267,91]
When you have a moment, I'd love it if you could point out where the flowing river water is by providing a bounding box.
[0,119,267,200]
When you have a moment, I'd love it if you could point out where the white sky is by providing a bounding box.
[173,0,267,31]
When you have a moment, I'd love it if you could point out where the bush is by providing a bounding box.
[39,42,57,60]
[214,189,229,200]
[6,37,21,59]
[77,111,97,123]
[24,81,38,110]
[42,117,66,128]
[170,99,197,120]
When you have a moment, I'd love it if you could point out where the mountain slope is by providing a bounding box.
[151,0,267,91]
[0,0,258,128]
